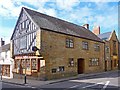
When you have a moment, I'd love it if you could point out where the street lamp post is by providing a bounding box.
[23,57,27,84]
[21,54,27,84]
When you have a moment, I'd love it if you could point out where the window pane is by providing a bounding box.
[82,41,88,50]
[59,66,64,72]
[26,59,30,70]
[66,39,73,48]
[32,59,37,70]
[69,58,74,66]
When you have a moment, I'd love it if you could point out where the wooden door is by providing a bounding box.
[111,60,113,70]
[38,59,40,72]
[105,61,107,71]
[78,58,84,74]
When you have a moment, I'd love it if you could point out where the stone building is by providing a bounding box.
[119,42,120,70]
[10,7,105,80]
[94,28,119,71]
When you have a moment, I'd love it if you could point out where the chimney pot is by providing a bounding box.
[83,24,89,30]
[0,38,5,46]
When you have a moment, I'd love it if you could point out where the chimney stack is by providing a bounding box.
[83,24,89,30]
[0,38,5,46]
[92,26,100,35]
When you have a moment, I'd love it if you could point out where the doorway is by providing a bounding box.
[38,59,40,72]
[111,60,113,70]
[105,61,107,71]
[77,58,84,74]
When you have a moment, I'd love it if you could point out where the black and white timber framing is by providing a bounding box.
[11,8,39,55]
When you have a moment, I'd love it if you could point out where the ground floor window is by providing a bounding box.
[52,68,57,73]
[59,66,65,72]
[16,60,20,69]
[21,59,25,69]
[89,58,99,66]
[68,58,74,67]
[14,57,40,74]
[32,59,37,70]
[2,65,10,77]
[26,59,30,70]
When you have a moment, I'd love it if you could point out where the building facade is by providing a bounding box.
[0,39,14,78]
[118,42,120,70]
[11,7,105,80]
[96,30,119,71]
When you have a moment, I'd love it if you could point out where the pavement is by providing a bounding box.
[1,70,119,88]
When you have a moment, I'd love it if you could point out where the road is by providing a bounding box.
[1,82,37,90]
[39,70,119,90]
[1,70,120,90]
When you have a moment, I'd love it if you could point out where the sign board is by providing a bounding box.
[40,60,45,67]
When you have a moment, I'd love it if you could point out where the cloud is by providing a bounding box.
[0,0,24,18]
[80,0,119,2]
[55,0,80,10]
[0,26,14,44]
[66,2,118,32]
[37,5,57,17]
[0,0,118,42]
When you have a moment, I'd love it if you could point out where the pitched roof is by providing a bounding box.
[0,44,10,52]
[97,32,112,41]
[11,7,103,43]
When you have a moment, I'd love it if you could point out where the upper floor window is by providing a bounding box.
[105,46,109,53]
[5,51,7,58]
[94,44,100,51]
[82,41,88,50]
[20,36,27,50]
[66,38,74,48]
[113,40,117,55]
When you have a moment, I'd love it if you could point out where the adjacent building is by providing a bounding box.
[0,38,14,78]
[10,7,105,80]
[93,27,119,71]
[119,42,120,70]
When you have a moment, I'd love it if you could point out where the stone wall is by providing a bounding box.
[40,29,105,80]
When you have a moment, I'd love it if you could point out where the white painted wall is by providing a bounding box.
[0,50,14,78]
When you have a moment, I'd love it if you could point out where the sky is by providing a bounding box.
[0,0,119,44]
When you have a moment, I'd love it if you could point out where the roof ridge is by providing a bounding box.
[23,7,88,30]
[99,31,112,35]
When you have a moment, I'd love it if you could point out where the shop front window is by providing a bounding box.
[26,59,30,70]
[32,59,37,70]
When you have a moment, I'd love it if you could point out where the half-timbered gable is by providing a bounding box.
[11,8,38,55]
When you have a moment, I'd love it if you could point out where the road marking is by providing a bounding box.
[102,81,110,89]
[82,82,104,88]
[25,84,37,89]
[69,84,81,88]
